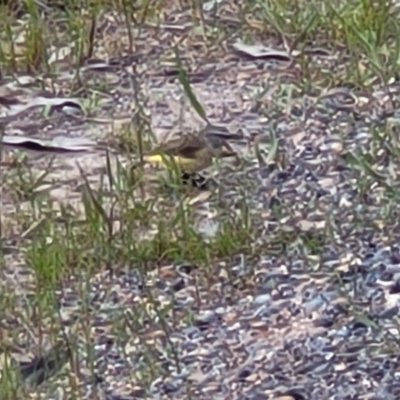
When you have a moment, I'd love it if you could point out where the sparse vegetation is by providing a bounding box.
[1,0,400,398]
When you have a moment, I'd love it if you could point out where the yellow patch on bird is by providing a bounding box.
[144,154,194,167]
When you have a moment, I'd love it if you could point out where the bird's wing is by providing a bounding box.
[148,135,206,158]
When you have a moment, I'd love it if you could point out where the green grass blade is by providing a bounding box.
[174,47,209,124]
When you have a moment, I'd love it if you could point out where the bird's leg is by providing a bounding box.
[181,171,208,189]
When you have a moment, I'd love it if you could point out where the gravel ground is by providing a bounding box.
[2,2,400,399]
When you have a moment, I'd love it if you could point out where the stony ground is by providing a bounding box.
[2,1,400,399]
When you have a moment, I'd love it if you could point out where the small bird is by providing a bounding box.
[132,124,240,174]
